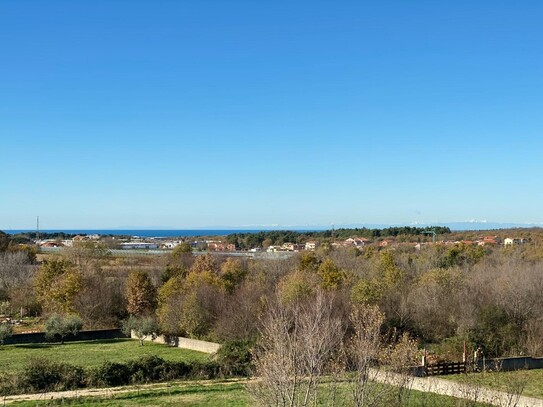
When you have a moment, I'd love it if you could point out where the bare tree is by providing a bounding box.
[348,304,386,407]
[250,290,343,407]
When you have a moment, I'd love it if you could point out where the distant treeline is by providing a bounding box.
[226,226,451,250]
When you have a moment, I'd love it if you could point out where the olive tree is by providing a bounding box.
[44,314,83,344]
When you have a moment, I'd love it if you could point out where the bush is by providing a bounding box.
[4,354,225,396]
[21,358,85,392]
[88,361,132,387]
[216,340,254,376]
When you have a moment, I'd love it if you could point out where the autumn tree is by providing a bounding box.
[190,253,217,274]
[219,257,247,293]
[34,259,82,314]
[125,270,157,316]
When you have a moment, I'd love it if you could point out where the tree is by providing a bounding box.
[44,314,83,344]
[34,259,82,314]
[348,304,385,407]
[250,290,343,406]
[219,258,247,293]
[64,240,109,269]
[0,231,10,252]
[190,253,217,274]
[122,315,159,346]
[125,270,157,316]
[317,258,345,289]
[298,251,320,273]
[0,323,13,345]
[172,242,192,257]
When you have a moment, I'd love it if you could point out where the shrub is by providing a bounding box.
[21,358,85,392]
[88,361,132,387]
[216,340,254,377]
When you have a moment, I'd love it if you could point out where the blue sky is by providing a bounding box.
[2,1,543,229]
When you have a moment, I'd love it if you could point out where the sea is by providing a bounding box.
[5,229,314,238]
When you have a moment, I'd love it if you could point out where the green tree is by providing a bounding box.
[122,315,159,346]
[34,259,82,314]
[172,242,193,257]
[44,314,83,344]
[298,251,320,273]
[125,270,157,316]
[351,278,384,305]
[317,258,345,289]
[0,231,10,252]
[0,323,13,345]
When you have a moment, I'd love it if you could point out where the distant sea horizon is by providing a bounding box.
[4,221,542,238]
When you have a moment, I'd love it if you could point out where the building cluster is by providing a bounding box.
[34,233,528,253]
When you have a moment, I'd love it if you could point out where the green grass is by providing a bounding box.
[0,339,208,374]
[443,369,543,399]
[9,382,248,407]
[7,380,491,407]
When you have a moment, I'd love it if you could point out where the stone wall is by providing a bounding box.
[131,332,221,354]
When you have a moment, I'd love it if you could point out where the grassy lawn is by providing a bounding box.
[0,339,208,374]
[443,369,543,399]
[7,380,491,406]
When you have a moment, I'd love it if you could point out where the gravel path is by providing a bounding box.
[370,369,543,407]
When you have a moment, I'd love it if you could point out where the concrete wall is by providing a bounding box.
[131,332,221,354]
[4,329,128,345]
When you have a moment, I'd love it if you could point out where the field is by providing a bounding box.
[0,339,208,374]
[5,380,494,406]
[443,369,543,399]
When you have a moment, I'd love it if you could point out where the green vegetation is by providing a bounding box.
[0,339,207,374]
[44,314,83,344]
[226,226,452,249]
[6,380,492,406]
[444,369,543,399]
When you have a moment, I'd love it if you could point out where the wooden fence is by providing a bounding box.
[425,361,466,376]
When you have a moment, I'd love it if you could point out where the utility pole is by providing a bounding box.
[422,229,437,243]
[36,216,40,241]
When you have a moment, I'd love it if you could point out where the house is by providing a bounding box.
[379,239,394,247]
[504,238,526,246]
[281,243,303,251]
[345,237,371,248]
[305,241,317,251]
[478,236,502,246]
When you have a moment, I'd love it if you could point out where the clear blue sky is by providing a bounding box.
[2,1,543,229]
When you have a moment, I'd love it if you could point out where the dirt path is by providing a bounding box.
[3,374,542,406]
[1,378,246,405]
[370,369,543,407]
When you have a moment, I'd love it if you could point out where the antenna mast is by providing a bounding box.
[36,216,40,241]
